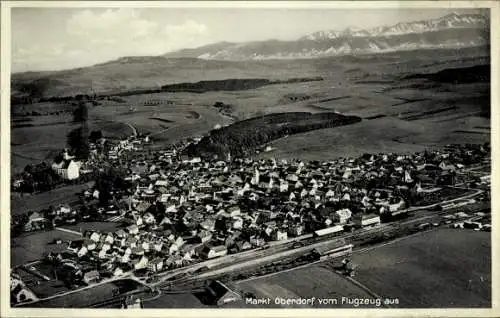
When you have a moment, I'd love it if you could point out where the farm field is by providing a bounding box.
[21,279,154,308]
[14,265,72,299]
[260,112,489,162]
[351,228,491,308]
[11,111,134,173]
[11,182,94,216]
[60,221,122,233]
[11,47,489,171]
[11,229,82,267]
[235,265,375,308]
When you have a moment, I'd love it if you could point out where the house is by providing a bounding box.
[82,270,100,285]
[113,267,125,277]
[389,199,406,212]
[104,233,114,244]
[115,229,127,239]
[197,230,213,243]
[90,232,101,242]
[204,280,242,306]
[143,212,156,225]
[84,239,96,251]
[153,241,164,252]
[131,162,149,175]
[67,240,85,253]
[334,209,352,224]
[200,245,228,259]
[141,241,150,251]
[325,189,336,198]
[131,246,145,256]
[232,218,243,230]
[56,205,72,215]
[228,205,241,217]
[180,244,197,258]
[249,237,266,247]
[120,253,130,263]
[98,249,108,259]
[200,219,216,232]
[355,214,381,228]
[288,225,304,237]
[77,246,88,258]
[148,258,164,272]
[272,229,288,241]
[164,254,183,268]
[126,224,139,235]
[135,202,151,213]
[132,256,149,270]
[121,295,144,309]
[155,180,169,187]
[52,159,81,180]
[279,180,289,193]
[232,240,252,253]
[24,212,48,232]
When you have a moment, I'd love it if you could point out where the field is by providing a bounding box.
[11,111,134,173]
[59,221,121,233]
[231,228,490,308]
[351,228,491,308]
[11,47,490,173]
[11,181,94,216]
[235,265,375,308]
[20,279,153,308]
[11,229,81,267]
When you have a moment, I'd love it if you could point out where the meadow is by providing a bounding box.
[233,228,490,308]
[351,228,491,307]
[11,47,490,172]
[11,229,81,267]
[235,265,375,308]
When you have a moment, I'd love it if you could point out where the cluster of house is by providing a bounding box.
[39,143,489,280]
[49,136,150,181]
[10,273,39,305]
[447,211,492,232]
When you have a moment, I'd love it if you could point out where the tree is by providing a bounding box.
[67,126,90,159]
[23,164,33,175]
[89,130,103,143]
[73,102,89,122]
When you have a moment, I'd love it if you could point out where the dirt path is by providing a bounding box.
[124,122,137,137]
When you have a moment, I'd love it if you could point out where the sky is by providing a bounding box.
[11,7,485,73]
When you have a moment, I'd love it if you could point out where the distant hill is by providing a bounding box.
[11,58,321,99]
[10,12,489,100]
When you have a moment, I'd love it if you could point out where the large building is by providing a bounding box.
[51,160,81,180]
[204,280,242,306]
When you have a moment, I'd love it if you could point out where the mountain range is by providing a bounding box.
[11,12,490,98]
[164,13,489,60]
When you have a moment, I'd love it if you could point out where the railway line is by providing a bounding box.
[154,197,486,290]
[16,186,487,307]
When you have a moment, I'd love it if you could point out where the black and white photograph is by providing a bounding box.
[2,1,498,314]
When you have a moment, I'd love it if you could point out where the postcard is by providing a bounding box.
[1,1,498,317]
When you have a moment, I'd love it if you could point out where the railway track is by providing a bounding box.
[156,201,486,289]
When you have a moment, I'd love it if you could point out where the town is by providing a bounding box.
[10,130,491,306]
